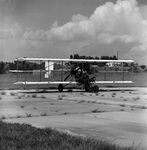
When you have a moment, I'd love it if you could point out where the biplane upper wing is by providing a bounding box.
[15,57,134,63]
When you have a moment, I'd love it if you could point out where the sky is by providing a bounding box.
[0,0,147,64]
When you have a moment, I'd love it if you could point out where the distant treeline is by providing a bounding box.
[0,54,146,74]
[70,54,118,60]
[0,61,43,74]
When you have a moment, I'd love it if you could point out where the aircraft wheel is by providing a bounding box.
[93,85,99,93]
[58,84,63,92]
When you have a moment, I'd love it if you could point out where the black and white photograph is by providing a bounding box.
[0,0,147,149]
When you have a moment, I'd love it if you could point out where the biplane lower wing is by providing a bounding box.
[14,81,133,85]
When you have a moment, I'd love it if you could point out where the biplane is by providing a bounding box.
[10,57,134,93]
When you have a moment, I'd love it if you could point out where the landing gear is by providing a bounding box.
[85,84,99,93]
[58,84,63,92]
[85,84,90,92]
[92,85,99,93]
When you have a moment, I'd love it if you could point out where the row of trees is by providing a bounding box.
[70,54,118,60]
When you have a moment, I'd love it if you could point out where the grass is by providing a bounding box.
[95,93,99,96]
[63,112,69,115]
[58,95,63,100]
[40,112,47,116]
[91,109,105,113]
[120,109,125,111]
[130,105,147,109]
[119,104,126,107]
[136,106,147,109]
[26,113,32,117]
[17,94,26,99]
[112,92,116,97]
[133,96,140,101]
[123,98,127,101]
[10,92,16,96]
[31,94,37,98]
[20,105,25,108]
[0,95,2,100]
[61,94,66,97]
[0,120,138,150]
[17,95,23,99]
[16,114,21,118]
[78,99,86,103]
[1,115,6,119]
[1,91,6,95]
[40,95,46,99]
[121,90,125,93]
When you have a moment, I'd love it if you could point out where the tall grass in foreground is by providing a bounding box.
[0,121,140,150]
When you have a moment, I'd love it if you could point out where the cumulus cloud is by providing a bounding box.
[0,23,22,39]
[24,29,48,41]
[71,14,88,22]
[130,45,147,57]
[1,0,147,63]
[49,0,147,47]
